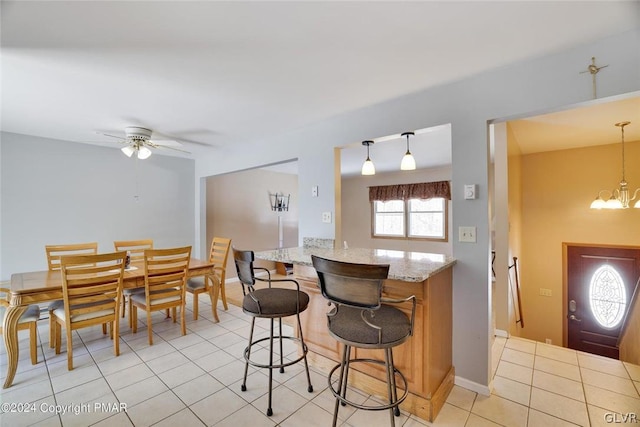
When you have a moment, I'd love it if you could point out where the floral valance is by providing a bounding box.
[369,181,451,202]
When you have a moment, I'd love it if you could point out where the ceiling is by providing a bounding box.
[2,1,639,168]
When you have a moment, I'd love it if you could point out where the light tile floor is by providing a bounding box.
[1,295,639,426]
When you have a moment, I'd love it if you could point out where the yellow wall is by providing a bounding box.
[516,139,640,345]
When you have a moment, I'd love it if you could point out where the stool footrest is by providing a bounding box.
[328,358,409,411]
[244,335,309,370]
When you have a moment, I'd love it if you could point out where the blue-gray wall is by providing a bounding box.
[0,132,195,278]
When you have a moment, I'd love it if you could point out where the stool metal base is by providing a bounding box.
[328,345,408,427]
[241,316,313,416]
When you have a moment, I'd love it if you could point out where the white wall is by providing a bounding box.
[193,29,640,388]
[0,132,195,279]
[341,166,452,255]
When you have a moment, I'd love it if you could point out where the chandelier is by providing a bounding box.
[590,121,640,209]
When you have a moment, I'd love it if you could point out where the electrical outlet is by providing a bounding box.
[539,288,552,297]
[322,212,332,223]
[458,226,476,243]
[545,338,552,344]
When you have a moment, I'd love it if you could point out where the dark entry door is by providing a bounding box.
[567,245,640,359]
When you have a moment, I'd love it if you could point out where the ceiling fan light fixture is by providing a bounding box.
[121,146,135,157]
[137,146,152,160]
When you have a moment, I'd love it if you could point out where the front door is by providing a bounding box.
[566,245,640,359]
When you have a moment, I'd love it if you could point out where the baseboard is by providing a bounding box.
[454,376,492,396]
[494,329,509,338]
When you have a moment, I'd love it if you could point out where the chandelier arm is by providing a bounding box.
[631,188,640,202]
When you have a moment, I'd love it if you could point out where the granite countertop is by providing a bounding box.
[254,247,456,282]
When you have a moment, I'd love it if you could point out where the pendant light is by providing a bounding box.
[400,132,416,170]
[361,140,375,175]
[590,121,640,209]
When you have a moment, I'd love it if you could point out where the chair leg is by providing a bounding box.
[131,305,138,333]
[113,318,120,357]
[102,323,107,335]
[389,348,400,416]
[121,295,126,318]
[172,307,177,323]
[49,310,56,348]
[66,327,74,371]
[180,305,186,336]
[128,298,134,329]
[54,322,61,354]
[220,280,228,311]
[267,318,274,416]
[241,317,255,392]
[192,292,199,320]
[147,310,153,345]
[29,322,38,365]
[385,348,396,427]
[295,312,313,393]
[333,344,350,427]
[278,318,284,373]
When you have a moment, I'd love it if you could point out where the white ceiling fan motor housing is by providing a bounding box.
[125,127,153,141]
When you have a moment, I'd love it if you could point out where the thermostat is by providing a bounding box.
[464,184,477,200]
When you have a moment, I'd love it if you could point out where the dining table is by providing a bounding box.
[3,257,216,389]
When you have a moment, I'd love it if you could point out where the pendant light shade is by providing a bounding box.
[121,146,135,157]
[361,141,376,175]
[137,146,152,160]
[400,132,416,171]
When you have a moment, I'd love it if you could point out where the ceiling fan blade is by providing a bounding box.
[149,139,183,147]
[146,141,190,154]
[97,132,127,141]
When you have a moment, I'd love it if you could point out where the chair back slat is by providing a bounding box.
[311,255,389,309]
[143,246,191,305]
[60,252,126,324]
[46,242,98,271]
[114,239,153,262]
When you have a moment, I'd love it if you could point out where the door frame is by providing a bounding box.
[562,242,640,347]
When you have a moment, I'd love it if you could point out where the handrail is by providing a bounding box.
[508,256,524,328]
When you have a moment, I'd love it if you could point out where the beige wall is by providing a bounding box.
[516,139,640,345]
[341,167,453,255]
[206,168,299,278]
[507,125,524,337]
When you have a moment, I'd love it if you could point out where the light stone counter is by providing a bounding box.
[254,246,456,282]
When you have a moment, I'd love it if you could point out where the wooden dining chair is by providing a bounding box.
[113,239,154,327]
[131,246,192,345]
[54,251,126,370]
[0,287,40,365]
[45,242,99,349]
[186,236,231,320]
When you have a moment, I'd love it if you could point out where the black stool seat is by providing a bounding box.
[328,304,411,348]
[243,288,309,317]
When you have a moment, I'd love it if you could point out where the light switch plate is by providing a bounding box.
[322,212,332,223]
[458,226,476,243]
[312,186,318,197]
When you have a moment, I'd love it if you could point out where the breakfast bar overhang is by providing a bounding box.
[255,247,456,422]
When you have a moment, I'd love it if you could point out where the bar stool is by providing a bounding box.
[233,249,313,416]
[311,255,416,427]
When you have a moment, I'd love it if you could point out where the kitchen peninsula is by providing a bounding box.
[254,247,456,422]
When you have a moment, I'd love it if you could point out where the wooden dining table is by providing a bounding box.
[3,258,216,389]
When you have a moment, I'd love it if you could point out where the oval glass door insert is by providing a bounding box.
[588,265,627,329]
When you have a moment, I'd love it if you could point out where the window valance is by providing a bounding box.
[369,181,451,202]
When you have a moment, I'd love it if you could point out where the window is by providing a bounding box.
[373,197,447,240]
[369,181,450,241]
[589,265,627,329]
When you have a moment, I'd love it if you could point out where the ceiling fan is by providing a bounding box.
[100,126,190,159]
